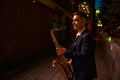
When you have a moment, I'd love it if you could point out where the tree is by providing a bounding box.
[100,0,120,34]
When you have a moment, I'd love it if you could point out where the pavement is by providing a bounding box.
[0,38,110,80]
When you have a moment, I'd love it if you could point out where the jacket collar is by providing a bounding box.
[76,27,86,38]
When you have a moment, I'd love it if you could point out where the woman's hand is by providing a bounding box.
[56,46,66,56]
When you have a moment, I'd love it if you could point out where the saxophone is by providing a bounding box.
[50,28,74,80]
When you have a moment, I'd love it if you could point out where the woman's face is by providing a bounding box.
[72,15,86,31]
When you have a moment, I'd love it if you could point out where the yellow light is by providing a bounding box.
[108,36,112,41]
[96,9,100,14]
[84,2,86,4]
[81,5,84,7]
[87,14,89,17]
[83,7,85,10]
[85,6,88,8]
[33,0,36,3]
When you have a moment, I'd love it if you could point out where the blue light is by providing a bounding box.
[95,0,102,9]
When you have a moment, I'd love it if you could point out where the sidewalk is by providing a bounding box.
[95,38,109,80]
[12,64,64,80]
[1,38,110,80]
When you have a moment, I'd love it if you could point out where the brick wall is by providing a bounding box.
[0,0,54,67]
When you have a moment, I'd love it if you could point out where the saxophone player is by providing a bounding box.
[56,11,97,80]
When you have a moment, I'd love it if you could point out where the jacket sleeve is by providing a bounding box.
[64,43,75,58]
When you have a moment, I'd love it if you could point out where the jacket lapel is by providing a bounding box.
[76,29,88,48]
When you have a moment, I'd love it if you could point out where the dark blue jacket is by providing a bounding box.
[65,29,97,80]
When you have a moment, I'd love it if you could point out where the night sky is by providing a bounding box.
[95,0,102,9]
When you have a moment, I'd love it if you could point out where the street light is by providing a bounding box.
[97,20,103,27]
[96,9,100,13]
[96,9,100,16]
